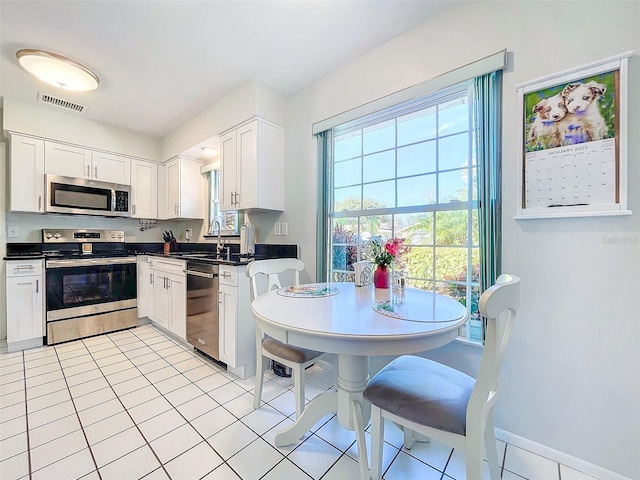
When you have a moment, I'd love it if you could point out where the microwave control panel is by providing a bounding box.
[114,191,129,212]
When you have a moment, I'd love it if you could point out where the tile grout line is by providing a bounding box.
[127,327,248,479]
[82,330,172,479]
[21,350,33,480]
[52,341,103,480]
[93,326,244,479]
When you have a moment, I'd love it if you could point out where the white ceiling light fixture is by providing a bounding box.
[201,147,218,156]
[16,49,99,91]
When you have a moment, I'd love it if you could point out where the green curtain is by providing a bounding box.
[316,130,333,282]
[473,70,503,301]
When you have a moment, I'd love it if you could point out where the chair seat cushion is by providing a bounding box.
[363,355,474,435]
[263,336,323,363]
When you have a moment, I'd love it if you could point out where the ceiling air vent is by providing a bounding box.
[37,92,87,113]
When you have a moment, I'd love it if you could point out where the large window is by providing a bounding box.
[327,83,483,342]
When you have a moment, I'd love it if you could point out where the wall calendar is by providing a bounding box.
[515,52,632,219]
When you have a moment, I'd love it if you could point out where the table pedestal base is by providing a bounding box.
[274,354,371,447]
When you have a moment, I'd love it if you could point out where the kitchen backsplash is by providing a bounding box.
[5,212,207,243]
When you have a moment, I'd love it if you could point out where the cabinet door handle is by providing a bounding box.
[150,273,153,284]
[38,195,42,211]
[86,165,91,177]
[36,279,39,294]
[94,166,98,178]
[132,204,136,215]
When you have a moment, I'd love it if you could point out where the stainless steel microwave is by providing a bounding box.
[45,174,131,217]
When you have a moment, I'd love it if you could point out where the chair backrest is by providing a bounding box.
[246,258,304,301]
[468,273,520,418]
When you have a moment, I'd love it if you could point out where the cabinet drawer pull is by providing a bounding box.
[14,265,35,271]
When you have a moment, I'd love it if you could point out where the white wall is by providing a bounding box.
[3,98,161,161]
[160,80,288,161]
[283,2,640,478]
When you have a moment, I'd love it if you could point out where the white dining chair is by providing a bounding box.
[247,258,325,418]
[361,273,521,480]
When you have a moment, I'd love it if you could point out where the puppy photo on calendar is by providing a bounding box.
[561,81,608,143]
[527,92,569,149]
[524,71,615,153]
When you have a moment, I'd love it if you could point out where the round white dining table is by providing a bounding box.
[250,282,469,448]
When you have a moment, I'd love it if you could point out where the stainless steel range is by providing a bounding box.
[43,229,137,344]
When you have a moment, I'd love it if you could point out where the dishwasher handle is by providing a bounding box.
[183,269,217,279]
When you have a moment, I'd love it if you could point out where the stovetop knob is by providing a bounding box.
[45,232,53,239]
[53,233,61,239]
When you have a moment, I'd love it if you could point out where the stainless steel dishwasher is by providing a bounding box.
[184,260,221,362]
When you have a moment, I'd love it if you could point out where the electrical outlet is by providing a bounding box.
[281,222,288,236]
[8,226,19,238]
[274,222,281,236]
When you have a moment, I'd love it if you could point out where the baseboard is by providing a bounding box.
[495,428,632,480]
[8,336,44,353]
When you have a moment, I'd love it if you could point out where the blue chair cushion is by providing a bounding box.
[363,355,474,435]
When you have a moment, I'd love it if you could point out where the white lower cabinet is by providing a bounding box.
[5,260,45,352]
[136,256,152,319]
[148,258,186,340]
[218,264,255,379]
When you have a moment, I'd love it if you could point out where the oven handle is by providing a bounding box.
[183,269,217,279]
[46,257,137,268]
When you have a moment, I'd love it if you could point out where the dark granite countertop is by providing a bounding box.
[5,242,298,265]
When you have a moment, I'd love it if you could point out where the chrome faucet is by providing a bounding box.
[213,219,224,257]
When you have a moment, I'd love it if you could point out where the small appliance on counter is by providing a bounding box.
[240,223,255,256]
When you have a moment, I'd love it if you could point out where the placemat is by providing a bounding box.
[372,298,455,323]
[276,283,339,298]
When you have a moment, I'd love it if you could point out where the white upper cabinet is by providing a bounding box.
[219,117,284,212]
[159,156,205,220]
[130,159,158,218]
[44,141,131,184]
[44,141,92,179]
[91,151,131,184]
[9,133,45,213]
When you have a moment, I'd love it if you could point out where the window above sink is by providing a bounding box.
[203,167,243,237]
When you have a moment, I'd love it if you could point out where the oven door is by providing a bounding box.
[46,258,137,321]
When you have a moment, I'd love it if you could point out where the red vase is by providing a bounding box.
[374,265,390,288]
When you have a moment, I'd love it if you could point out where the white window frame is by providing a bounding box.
[327,83,482,342]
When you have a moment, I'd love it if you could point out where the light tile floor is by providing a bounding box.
[0,325,597,480]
